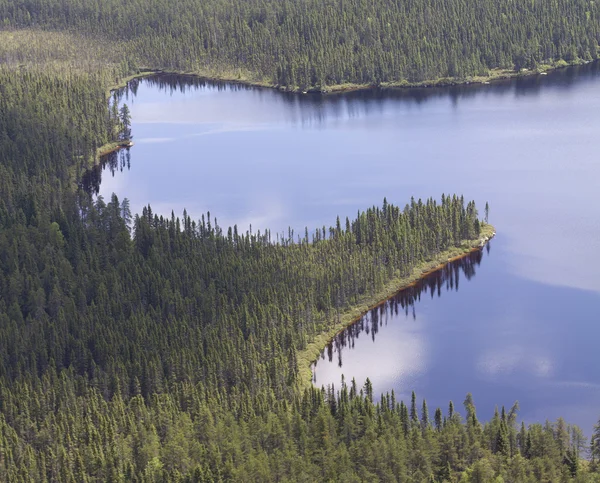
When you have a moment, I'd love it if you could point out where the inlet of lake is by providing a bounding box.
[88,63,600,432]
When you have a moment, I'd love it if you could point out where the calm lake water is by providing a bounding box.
[91,64,600,431]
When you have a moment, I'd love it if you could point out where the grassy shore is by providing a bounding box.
[296,223,496,391]
[318,64,571,94]
[96,140,133,158]
[105,71,157,98]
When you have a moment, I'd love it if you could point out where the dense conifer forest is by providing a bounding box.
[2,1,600,481]
[1,0,599,88]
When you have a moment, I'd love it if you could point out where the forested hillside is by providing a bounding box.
[2,0,600,480]
[1,0,599,88]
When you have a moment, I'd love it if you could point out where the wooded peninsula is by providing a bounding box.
[1,0,600,481]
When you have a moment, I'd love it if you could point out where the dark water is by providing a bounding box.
[92,64,600,431]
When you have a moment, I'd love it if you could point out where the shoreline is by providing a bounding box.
[113,58,593,97]
[296,223,496,390]
[306,60,589,94]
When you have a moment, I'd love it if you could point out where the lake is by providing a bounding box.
[90,64,600,431]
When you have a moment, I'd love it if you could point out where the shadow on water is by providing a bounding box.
[316,248,485,372]
[80,149,131,195]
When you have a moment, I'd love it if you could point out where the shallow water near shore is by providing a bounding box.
[89,63,600,431]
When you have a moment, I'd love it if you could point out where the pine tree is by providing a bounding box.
[119,104,132,140]
[592,419,600,463]
[434,408,443,431]
[421,399,430,431]
[411,391,419,425]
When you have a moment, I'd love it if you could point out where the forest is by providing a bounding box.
[0,0,599,89]
[1,0,600,481]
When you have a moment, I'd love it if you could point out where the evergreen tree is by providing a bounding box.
[411,391,419,425]
[119,104,132,140]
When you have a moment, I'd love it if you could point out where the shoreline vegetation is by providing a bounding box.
[297,223,496,390]
[112,58,593,98]
[96,140,134,158]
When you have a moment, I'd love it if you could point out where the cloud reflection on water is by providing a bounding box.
[477,346,553,378]
[312,251,483,395]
